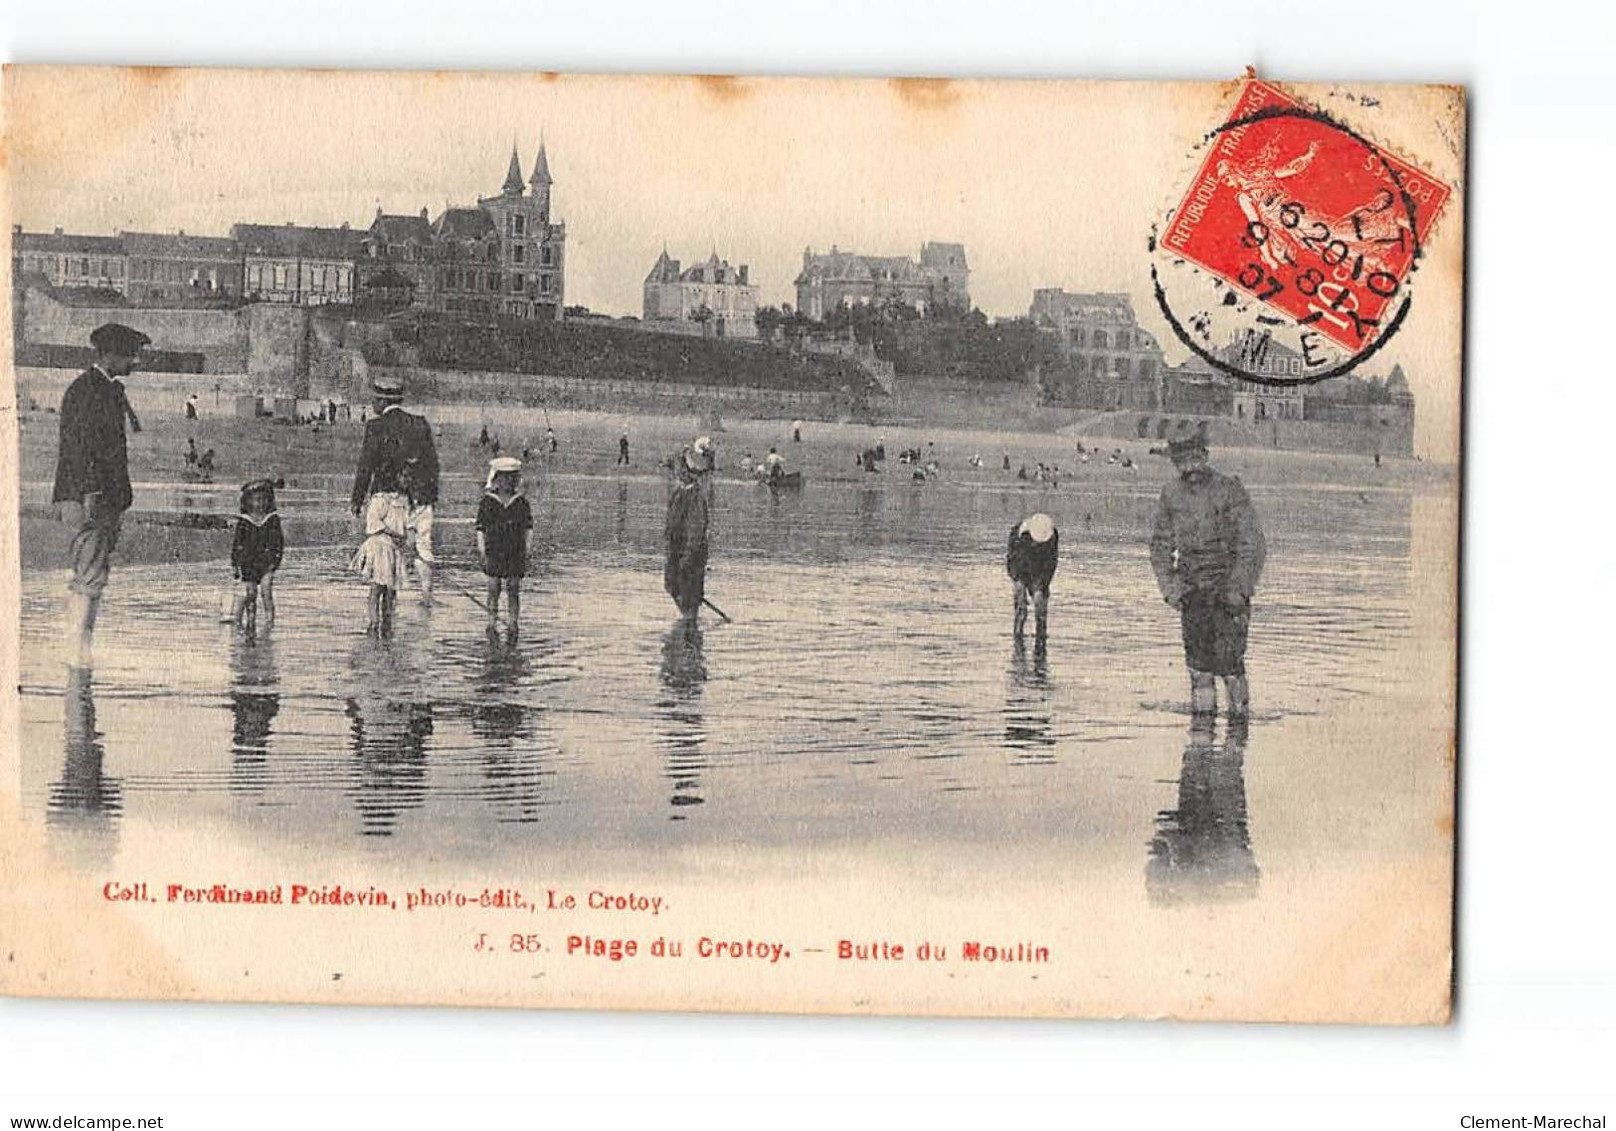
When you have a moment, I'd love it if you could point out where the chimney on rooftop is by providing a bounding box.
[54,227,64,236]
[420,207,428,220]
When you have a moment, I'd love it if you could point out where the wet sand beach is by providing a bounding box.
[10,401,1455,1020]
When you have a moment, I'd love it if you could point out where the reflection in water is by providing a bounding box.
[1004,636,1055,762]
[470,634,547,823]
[657,621,708,819]
[346,644,433,837]
[229,634,280,797]
[1147,718,1259,905]
[48,670,122,833]
[615,479,630,545]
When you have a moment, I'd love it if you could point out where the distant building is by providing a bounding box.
[1030,289,1165,410]
[795,241,968,320]
[1222,335,1308,422]
[643,250,758,338]
[360,208,433,305]
[468,142,567,321]
[122,231,242,303]
[232,222,363,305]
[11,227,128,293]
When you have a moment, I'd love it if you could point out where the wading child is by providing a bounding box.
[231,479,284,632]
[352,491,408,634]
[476,456,533,631]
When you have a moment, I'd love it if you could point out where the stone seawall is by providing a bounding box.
[19,289,249,373]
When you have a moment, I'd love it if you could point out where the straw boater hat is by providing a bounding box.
[485,455,522,489]
[371,374,405,400]
[1020,513,1056,543]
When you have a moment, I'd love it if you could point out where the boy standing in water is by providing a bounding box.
[230,479,284,632]
[476,456,533,632]
[664,437,715,619]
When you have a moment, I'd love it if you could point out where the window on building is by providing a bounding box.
[513,274,524,293]
[338,267,351,293]
[272,264,287,290]
[488,271,500,292]
[514,244,526,264]
[540,245,554,267]
[1094,330,1108,348]
[512,215,526,237]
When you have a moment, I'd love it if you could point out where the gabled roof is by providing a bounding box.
[680,253,747,286]
[14,230,126,255]
[369,213,432,244]
[231,222,364,260]
[432,208,496,241]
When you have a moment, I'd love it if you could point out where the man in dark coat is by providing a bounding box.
[1149,432,1267,718]
[350,375,440,604]
[1007,512,1059,639]
[53,322,150,669]
[664,437,715,619]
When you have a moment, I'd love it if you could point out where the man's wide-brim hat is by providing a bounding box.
[683,435,715,471]
[371,374,405,399]
[1167,424,1210,461]
[89,322,151,356]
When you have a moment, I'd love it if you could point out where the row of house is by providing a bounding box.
[637,240,972,340]
[1029,287,1412,426]
[12,143,567,321]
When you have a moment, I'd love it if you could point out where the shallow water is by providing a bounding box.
[17,467,1429,901]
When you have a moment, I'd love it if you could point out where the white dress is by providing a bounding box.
[350,492,409,589]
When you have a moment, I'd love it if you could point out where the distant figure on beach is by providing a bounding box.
[765,446,785,483]
[876,437,886,462]
[1374,451,1382,467]
[1017,464,1029,481]
[52,322,150,670]
[546,427,558,454]
[185,437,199,468]
[350,374,440,612]
[1007,513,1059,640]
[476,457,533,633]
[969,453,983,470]
[185,393,199,421]
[665,437,715,620]
[479,424,490,447]
[618,432,631,466]
[1003,452,1011,471]
[230,479,283,633]
[1150,432,1267,719]
[861,447,879,473]
[792,420,803,443]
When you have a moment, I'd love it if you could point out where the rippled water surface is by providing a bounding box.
[17,467,1433,894]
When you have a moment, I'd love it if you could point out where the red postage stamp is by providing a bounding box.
[1154,79,1454,382]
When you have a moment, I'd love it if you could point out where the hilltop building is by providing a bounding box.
[231,222,364,306]
[12,228,127,293]
[1030,289,1166,410]
[643,250,758,338]
[795,242,969,320]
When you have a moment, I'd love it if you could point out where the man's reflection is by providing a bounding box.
[657,620,708,819]
[1004,635,1055,761]
[228,634,280,797]
[48,670,122,850]
[1147,717,1259,905]
[346,645,432,838]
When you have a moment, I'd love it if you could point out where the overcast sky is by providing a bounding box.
[3,68,1463,459]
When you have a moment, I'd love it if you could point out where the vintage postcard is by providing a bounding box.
[0,67,1463,1022]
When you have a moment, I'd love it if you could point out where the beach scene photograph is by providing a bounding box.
[2,68,1463,1021]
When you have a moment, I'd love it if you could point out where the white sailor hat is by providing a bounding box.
[485,455,523,487]
[1021,513,1056,543]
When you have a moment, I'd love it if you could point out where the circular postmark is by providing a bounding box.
[1150,80,1452,388]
